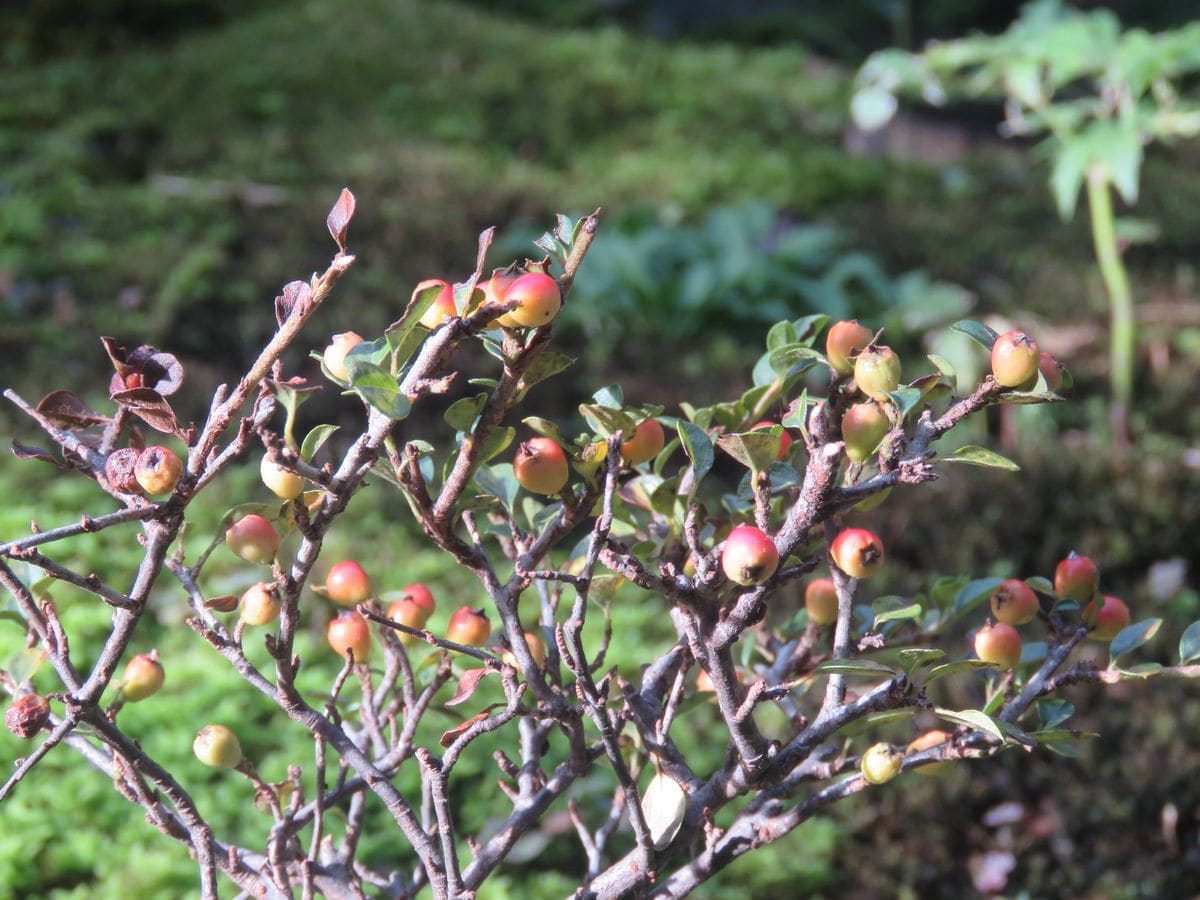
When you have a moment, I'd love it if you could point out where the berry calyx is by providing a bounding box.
[990,578,1039,626]
[121,650,165,702]
[1083,594,1130,641]
[830,528,884,579]
[620,418,666,466]
[751,420,792,460]
[804,578,838,627]
[861,742,903,785]
[504,272,561,328]
[327,611,371,661]
[841,401,890,463]
[514,437,570,495]
[415,279,457,330]
[991,330,1040,388]
[240,582,282,627]
[826,320,872,374]
[325,560,373,607]
[853,344,901,402]
[721,525,780,587]
[322,331,364,382]
[225,514,280,565]
[260,455,305,500]
[193,724,243,769]
[1054,553,1099,603]
[446,606,492,647]
[135,446,183,496]
[974,621,1022,669]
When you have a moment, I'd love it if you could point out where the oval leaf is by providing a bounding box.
[1179,620,1200,665]
[944,446,1020,471]
[951,319,1000,350]
[1108,618,1163,663]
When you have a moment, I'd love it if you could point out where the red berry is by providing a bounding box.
[482,272,519,327]
[514,437,570,495]
[974,621,1022,669]
[620,419,666,466]
[1055,553,1099,602]
[193,724,243,768]
[135,446,183,495]
[805,578,838,626]
[721,525,780,587]
[501,631,547,668]
[504,272,561,328]
[327,611,371,661]
[841,401,890,463]
[854,345,901,402]
[826,320,873,374]
[990,579,1039,626]
[1039,352,1064,393]
[6,695,51,739]
[121,651,165,702]
[396,584,436,620]
[415,279,457,329]
[326,560,373,607]
[446,606,492,647]
[830,528,884,579]
[991,330,1040,388]
[1083,594,1130,641]
[322,331,364,381]
[225,514,280,565]
[240,582,282,626]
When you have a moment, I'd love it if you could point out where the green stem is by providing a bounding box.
[1085,167,1135,431]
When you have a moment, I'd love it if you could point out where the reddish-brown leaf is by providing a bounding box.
[109,388,183,437]
[326,188,356,251]
[203,594,239,613]
[11,440,65,468]
[445,667,495,708]
[274,280,313,326]
[439,707,497,748]
[36,391,110,429]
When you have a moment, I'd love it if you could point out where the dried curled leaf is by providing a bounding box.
[11,440,65,468]
[101,338,184,396]
[36,391,110,429]
[109,388,183,437]
[274,280,313,326]
[446,667,495,708]
[326,188,356,251]
[439,703,504,748]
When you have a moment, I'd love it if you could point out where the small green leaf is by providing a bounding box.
[521,417,565,444]
[873,603,923,627]
[516,353,575,400]
[1024,575,1054,595]
[300,424,339,463]
[444,393,488,432]
[592,384,624,409]
[1108,618,1163,664]
[579,404,636,439]
[812,659,896,677]
[927,354,957,390]
[766,320,797,351]
[934,707,1003,742]
[1036,698,1074,729]
[951,319,1000,350]
[477,426,516,464]
[716,431,780,473]
[924,659,999,684]
[897,648,945,673]
[8,648,47,684]
[349,362,411,420]
[386,282,442,345]
[885,387,924,421]
[944,445,1020,471]
[474,464,520,513]
[676,421,714,488]
[1179,620,1200,664]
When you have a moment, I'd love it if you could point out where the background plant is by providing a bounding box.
[852,0,1200,441]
